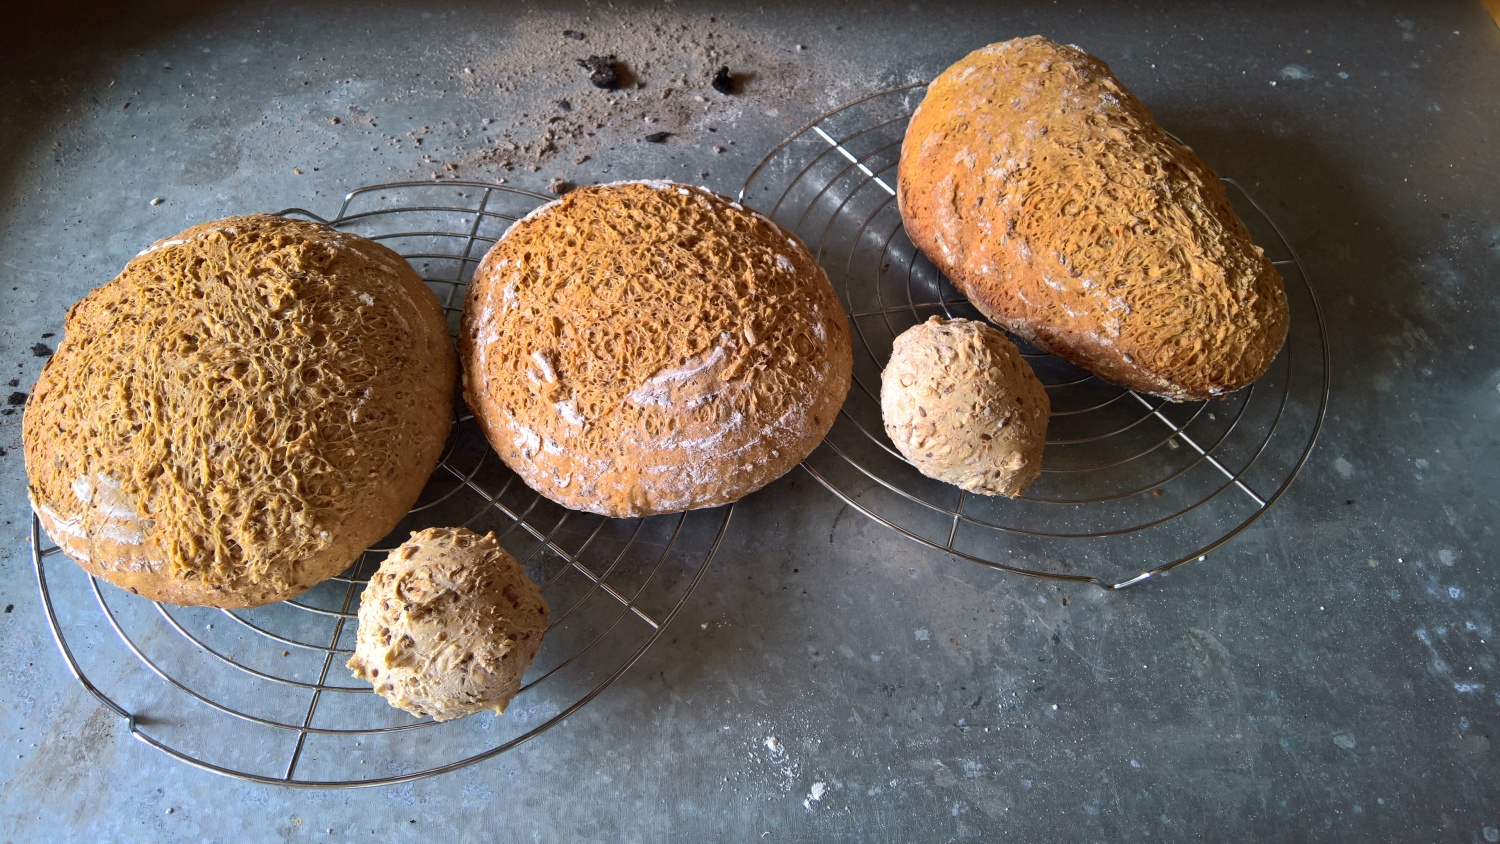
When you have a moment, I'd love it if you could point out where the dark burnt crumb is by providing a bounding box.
[6,379,16,387]
[32,343,52,357]
[711,65,735,94]
[6,391,26,406]
[554,99,572,112]
[644,131,671,143]
[577,55,620,89]
[563,30,585,40]
[41,332,54,339]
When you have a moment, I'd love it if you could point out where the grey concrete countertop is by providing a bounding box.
[2,1,1498,840]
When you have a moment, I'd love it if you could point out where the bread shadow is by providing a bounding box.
[1155,109,1427,400]
[591,465,835,714]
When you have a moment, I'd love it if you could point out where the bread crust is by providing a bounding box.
[460,181,852,517]
[24,215,456,607]
[898,36,1289,401]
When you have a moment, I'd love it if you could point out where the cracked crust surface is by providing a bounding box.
[24,214,456,607]
[899,36,1288,401]
[460,181,852,517]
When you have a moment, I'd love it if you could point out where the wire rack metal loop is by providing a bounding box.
[741,82,1330,590]
[32,181,731,787]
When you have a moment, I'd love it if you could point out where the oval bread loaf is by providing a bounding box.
[23,215,456,608]
[882,317,1050,497]
[348,527,549,722]
[898,36,1289,401]
[460,181,853,518]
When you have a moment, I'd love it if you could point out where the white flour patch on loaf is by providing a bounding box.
[775,254,796,275]
[350,387,374,422]
[135,238,186,257]
[98,520,146,547]
[506,411,542,455]
[554,400,585,427]
[89,473,140,522]
[626,340,730,407]
[531,350,558,383]
[36,503,88,541]
[57,474,148,547]
[672,412,745,453]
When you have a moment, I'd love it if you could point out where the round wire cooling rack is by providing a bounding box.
[32,181,733,788]
[741,83,1330,590]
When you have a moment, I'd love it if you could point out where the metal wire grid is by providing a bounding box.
[741,83,1330,589]
[32,181,732,787]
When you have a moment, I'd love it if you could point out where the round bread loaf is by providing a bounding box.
[347,527,549,722]
[23,214,456,608]
[460,181,853,517]
[882,317,1050,497]
[898,36,1289,401]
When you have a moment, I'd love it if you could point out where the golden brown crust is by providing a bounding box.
[460,182,853,517]
[23,215,456,607]
[898,36,1289,401]
[347,527,549,722]
[881,317,1049,497]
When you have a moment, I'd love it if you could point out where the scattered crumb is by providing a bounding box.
[711,65,735,94]
[457,11,858,176]
[577,55,620,90]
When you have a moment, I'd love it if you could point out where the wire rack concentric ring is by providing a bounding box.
[741,83,1329,589]
[32,182,731,787]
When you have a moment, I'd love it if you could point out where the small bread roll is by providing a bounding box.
[348,527,549,722]
[23,215,456,608]
[460,181,852,517]
[881,317,1049,497]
